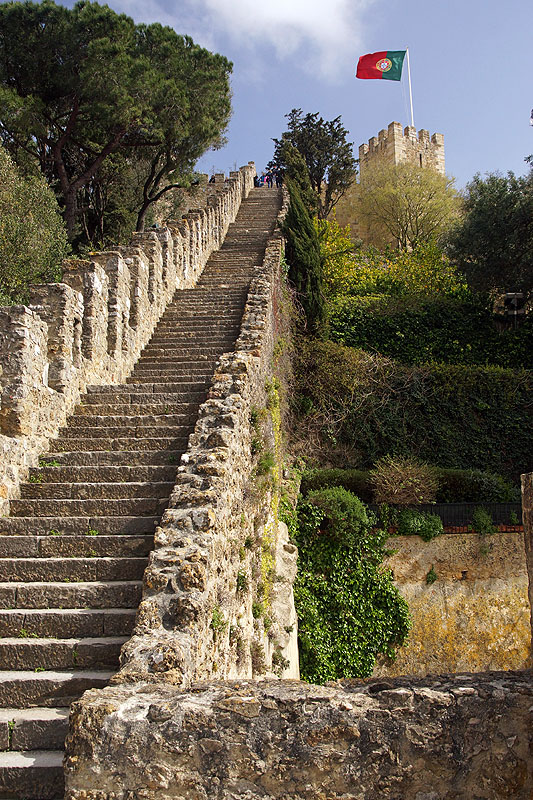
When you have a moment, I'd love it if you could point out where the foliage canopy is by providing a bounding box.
[270,108,357,218]
[357,162,459,250]
[0,0,232,244]
[445,169,533,299]
[0,146,68,303]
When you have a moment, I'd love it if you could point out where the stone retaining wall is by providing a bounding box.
[0,163,255,513]
[375,532,531,677]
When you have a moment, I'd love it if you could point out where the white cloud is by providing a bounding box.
[199,0,373,79]
[112,0,374,81]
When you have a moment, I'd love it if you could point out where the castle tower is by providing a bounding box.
[358,121,445,181]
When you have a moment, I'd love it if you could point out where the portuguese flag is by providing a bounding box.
[356,50,406,81]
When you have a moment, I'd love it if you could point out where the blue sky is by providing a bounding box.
[59,0,533,188]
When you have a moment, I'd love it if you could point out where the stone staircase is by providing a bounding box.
[0,187,282,799]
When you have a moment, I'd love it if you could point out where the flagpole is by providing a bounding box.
[406,47,415,129]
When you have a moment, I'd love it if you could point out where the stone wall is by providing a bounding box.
[375,532,531,677]
[0,164,256,514]
[114,186,298,688]
[65,672,533,800]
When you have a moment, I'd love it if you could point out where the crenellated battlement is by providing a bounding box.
[359,120,445,179]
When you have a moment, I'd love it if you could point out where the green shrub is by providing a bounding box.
[370,455,438,505]
[294,487,410,683]
[395,509,443,541]
[471,507,496,535]
[435,468,519,503]
[300,468,373,502]
[0,147,68,303]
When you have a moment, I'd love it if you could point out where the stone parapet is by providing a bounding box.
[0,163,256,512]
[65,672,533,799]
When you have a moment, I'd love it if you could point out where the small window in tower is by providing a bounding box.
[419,154,423,167]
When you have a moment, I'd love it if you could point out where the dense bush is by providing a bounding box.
[293,339,532,482]
[0,147,68,303]
[394,508,443,541]
[328,295,533,369]
[293,487,410,682]
[300,466,518,504]
[370,455,438,505]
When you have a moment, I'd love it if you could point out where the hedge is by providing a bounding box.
[328,296,533,369]
[294,339,532,482]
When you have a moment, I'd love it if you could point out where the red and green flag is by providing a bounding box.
[356,50,406,81]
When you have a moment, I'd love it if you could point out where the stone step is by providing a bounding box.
[0,557,147,582]
[0,636,127,670]
[133,356,217,366]
[0,581,142,610]
[43,449,182,465]
[0,609,135,639]
[132,365,214,376]
[87,383,208,396]
[0,749,64,799]
[76,402,198,415]
[67,413,196,428]
[0,670,113,708]
[29,465,175,484]
[50,436,188,453]
[20,482,174,501]
[10,496,167,517]
[0,707,69,751]
[56,425,191,440]
[0,517,157,536]
[127,371,211,382]
[0,534,153,559]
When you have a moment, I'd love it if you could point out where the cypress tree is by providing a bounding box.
[282,178,326,335]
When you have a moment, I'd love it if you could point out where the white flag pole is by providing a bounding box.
[406,48,415,129]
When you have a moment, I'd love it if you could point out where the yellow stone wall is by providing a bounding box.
[374,532,532,677]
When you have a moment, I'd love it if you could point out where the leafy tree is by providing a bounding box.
[0,146,68,303]
[357,162,459,250]
[269,108,357,218]
[445,169,533,299]
[282,179,326,335]
[0,1,232,243]
[314,215,356,297]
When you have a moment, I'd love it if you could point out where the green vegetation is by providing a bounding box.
[300,466,519,504]
[282,179,326,334]
[329,295,532,369]
[356,162,459,250]
[395,509,443,542]
[426,565,437,585]
[269,108,356,218]
[445,168,533,299]
[0,146,68,303]
[294,338,531,482]
[293,487,410,682]
[0,0,232,246]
